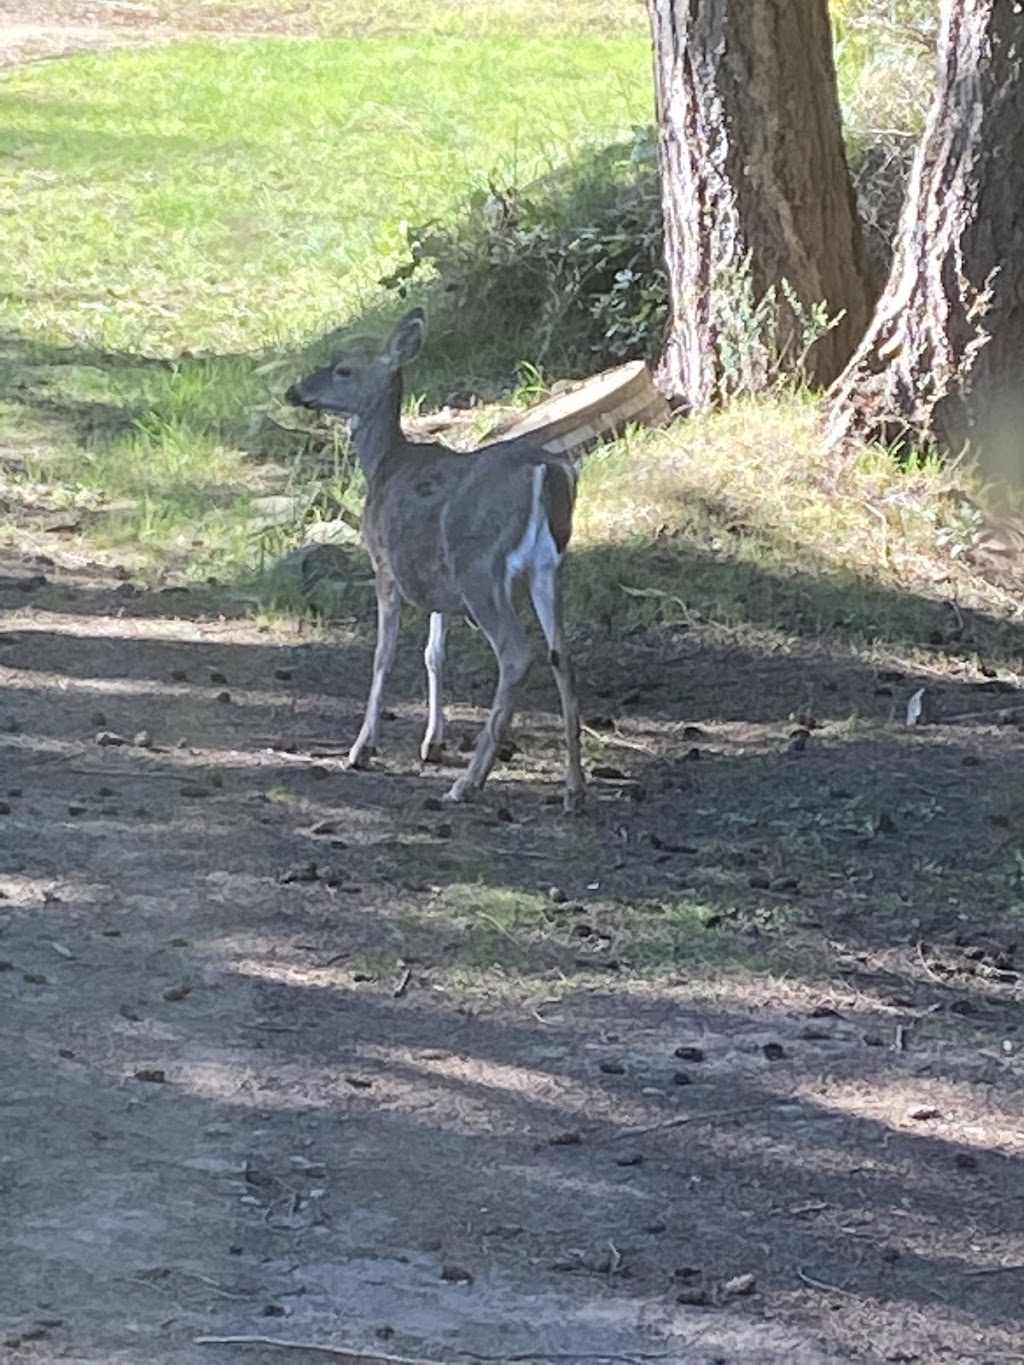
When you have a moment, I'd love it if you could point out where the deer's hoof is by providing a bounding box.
[563,787,586,815]
[345,746,375,771]
[442,779,472,805]
[420,740,447,765]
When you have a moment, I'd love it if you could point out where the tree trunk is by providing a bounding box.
[828,0,1024,470]
[646,0,874,410]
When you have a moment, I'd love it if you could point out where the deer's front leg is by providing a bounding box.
[421,611,447,763]
[347,575,401,769]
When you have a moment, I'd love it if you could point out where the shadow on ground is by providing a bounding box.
[2,547,1022,1362]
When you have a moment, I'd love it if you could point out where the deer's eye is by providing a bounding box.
[333,365,352,379]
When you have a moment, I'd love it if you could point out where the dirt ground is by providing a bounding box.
[3,12,1024,1365]
[2,536,1023,1365]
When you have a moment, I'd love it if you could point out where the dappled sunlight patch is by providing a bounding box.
[798,1072,1024,1156]
[572,395,1019,664]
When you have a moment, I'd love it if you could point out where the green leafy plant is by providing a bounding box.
[381,130,668,374]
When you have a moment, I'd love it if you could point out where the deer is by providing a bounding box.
[285,307,585,813]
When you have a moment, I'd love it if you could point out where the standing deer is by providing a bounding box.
[285,307,585,812]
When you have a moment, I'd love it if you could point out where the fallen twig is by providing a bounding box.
[194,1337,670,1363]
[942,705,1024,726]
[915,940,952,984]
[963,1261,1024,1276]
[580,724,655,755]
[194,1339,435,1362]
[607,1101,776,1141]
[796,1266,857,1296]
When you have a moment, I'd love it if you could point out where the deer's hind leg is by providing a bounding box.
[443,587,533,804]
[528,553,584,813]
[421,611,448,763]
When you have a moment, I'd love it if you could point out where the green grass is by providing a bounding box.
[0,25,649,571]
[3,0,1010,667]
[1,36,648,354]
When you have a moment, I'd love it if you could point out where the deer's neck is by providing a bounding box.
[349,380,404,483]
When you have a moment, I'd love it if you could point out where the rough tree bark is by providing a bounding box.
[646,0,874,410]
[828,0,1024,468]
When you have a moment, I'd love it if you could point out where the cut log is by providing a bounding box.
[485,360,672,461]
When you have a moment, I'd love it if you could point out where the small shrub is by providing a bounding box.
[381,131,668,375]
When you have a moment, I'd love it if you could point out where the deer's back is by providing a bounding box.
[364,438,575,613]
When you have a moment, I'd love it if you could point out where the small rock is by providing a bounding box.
[676,1284,710,1306]
[23,972,48,985]
[279,862,319,885]
[599,1060,626,1075]
[615,1152,644,1167]
[762,1041,786,1061]
[67,803,87,817]
[89,710,108,727]
[96,730,129,747]
[180,782,212,798]
[422,796,443,811]
[953,1152,978,1170]
[721,1272,757,1298]
[215,690,232,704]
[909,1105,942,1121]
[133,1068,167,1084]
[0,800,11,816]
[769,874,800,893]
[672,1070,693,1086]
[440,1264,473,1284]
[209,670,228,684]
[274,667,294,681]
[548,1130,582,1147]
[133,730,153,749]
[645,1219,667,1234]
[673,1045,704,1062]
[548,886,568,904]
[345,1075,373,1089]
[170,668,188,682]
[162,984,192,1002]
[787,728,810,752]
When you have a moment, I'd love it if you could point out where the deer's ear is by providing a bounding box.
[385,308,426,368]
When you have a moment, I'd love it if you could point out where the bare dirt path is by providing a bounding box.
[2,542,1023,1365]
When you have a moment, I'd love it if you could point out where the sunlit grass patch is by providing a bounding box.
[565,394,1012,662]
